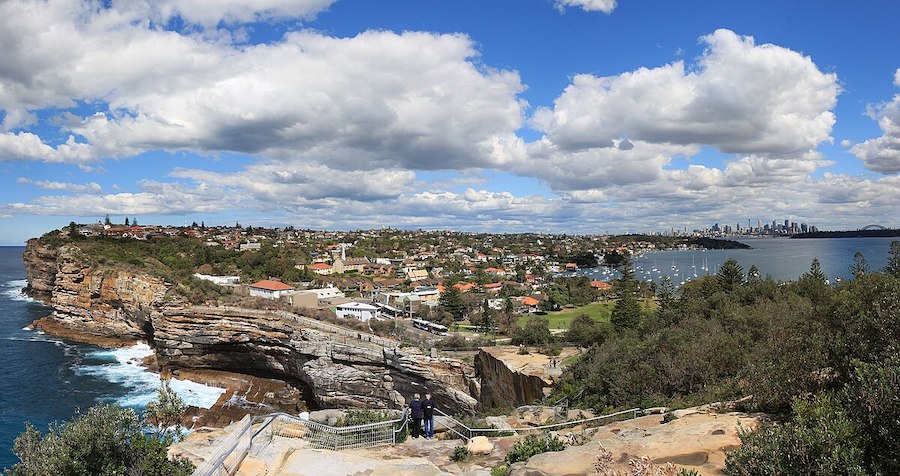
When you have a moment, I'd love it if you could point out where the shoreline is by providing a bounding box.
[27,314,307,429]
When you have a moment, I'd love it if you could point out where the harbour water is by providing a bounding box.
[576,237,897,286]
[0,247,224,469]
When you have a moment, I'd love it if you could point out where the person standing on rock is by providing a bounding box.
[409,393,424,438]
[423,392,435,439]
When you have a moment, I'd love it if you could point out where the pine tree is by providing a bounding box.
[611,293,642,333]
[104,214,111,225]
[850,251,869,279]
[747,264,762,285]
[717,258,744,292]
[886,241,900,278]
[804,258,827,283]
[132,217,138,226]
[439,285,465,321]
[124,217,130,226]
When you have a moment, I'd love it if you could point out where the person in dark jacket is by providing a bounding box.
[422,392,435,438]
[409,393,424,438]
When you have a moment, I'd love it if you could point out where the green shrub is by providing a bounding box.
[661,412,678,424]
[541,341,562,356]
[724,394,867,476]
[504,433,566,464]
[490,464,510,476]
[8,404,193,476]
[451,445,470,462]
[335,409,398,427]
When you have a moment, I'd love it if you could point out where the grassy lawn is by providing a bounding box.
[520,298,656,329]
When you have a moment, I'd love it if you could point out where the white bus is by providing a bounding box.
[411,318,449,336]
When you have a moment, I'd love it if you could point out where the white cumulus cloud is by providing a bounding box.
[554,0,617,14]
[851,69,900,173]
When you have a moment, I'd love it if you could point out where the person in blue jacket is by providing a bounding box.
[422,392,435,438]
[409,393,424,438]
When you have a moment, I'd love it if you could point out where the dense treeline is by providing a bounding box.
[558,242,900,474]
[42,232,310,286]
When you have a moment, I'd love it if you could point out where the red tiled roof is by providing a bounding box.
[309,263,332,270]
[521,296,540,306]
[249,280,295,291]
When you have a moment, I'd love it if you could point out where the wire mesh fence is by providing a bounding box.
[194,407,639,475]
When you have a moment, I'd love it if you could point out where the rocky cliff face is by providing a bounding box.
[23,238,482,415]
[25,241,169,342]
[23,238,59,301]
[475,347,558,408]
[152,308,480,414]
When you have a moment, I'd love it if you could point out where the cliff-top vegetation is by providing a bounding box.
[556,242,900,474]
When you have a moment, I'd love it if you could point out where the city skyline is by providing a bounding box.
[1,0,899,244]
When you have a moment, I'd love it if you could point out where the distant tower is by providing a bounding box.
[341,243,346,261]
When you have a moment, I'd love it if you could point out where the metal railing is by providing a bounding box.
[192,410,408,476]
[190,414,254,476]
[432,407,642,441]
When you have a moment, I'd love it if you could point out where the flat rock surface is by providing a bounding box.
[515,410,761,476]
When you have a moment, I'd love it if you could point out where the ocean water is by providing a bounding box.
[575,236,898,286]
[0,247,224,469]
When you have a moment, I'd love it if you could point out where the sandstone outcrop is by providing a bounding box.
[152,307,480,414]
[475,346,576,408]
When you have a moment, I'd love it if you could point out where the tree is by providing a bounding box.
[104,214,112,225]
[850,251,869,279]
[8,404,193,476]
[886,241,900,278]
[805,258,827,283]
[480,299,495,333]
[610,293,642,334]
[132,217,138,226]
[747,264,762,285]
[513,316,552,346]
[566,314,606,347]
[717,258,744,292]
[144,379,187,440]
[67,221,79,239]
[439,285,466,321]
[124,217,130,226]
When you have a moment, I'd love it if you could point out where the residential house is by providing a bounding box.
[332,257,370,274]
[249,280,295,300]
[308,263,333,275]
[193,273,240,285]
[240,242,262,252]
[336,302,381,322]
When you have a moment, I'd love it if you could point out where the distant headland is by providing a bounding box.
[791,228,900,239]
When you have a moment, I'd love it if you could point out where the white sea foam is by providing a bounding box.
[77,342,225,409]
[3,279,34,302]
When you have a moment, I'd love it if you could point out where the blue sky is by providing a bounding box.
[0,0,898,244]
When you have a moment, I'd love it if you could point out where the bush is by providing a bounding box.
[8,404,193,476]
[541,341,562,356]
[724,394,867,476]
[512,316,552,346]
[451,445,470,462]
[335,409,398,427]
[504,433,566,464]
[661,412,678,424]
[490,464,510,476]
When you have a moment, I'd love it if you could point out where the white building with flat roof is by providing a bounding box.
[336,302,381,322]
[193,273,240,285]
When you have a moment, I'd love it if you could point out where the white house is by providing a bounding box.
[336,302,381,322]
[248,280,295,299]
[193,273,240,285]
[305,286,346,304]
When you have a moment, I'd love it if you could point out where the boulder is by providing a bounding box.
[466,436,494,455]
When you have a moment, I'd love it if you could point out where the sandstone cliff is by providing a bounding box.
[22,237,481,416]
[476,347,575,408]
[152,307,479,414]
